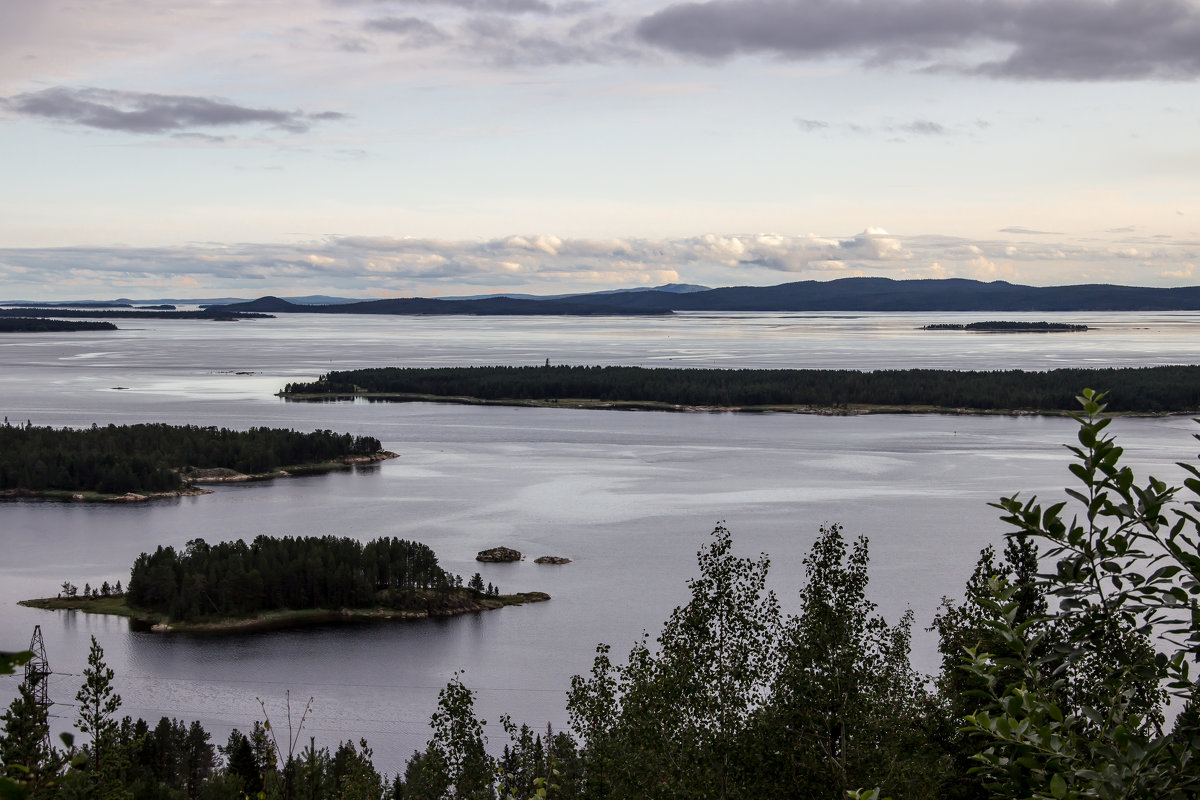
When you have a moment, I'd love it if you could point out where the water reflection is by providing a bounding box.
[2,312,1198,774]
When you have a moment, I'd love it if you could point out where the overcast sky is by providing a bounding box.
[1,0,1198,300]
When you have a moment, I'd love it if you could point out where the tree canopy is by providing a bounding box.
[0,422,383,495]
[284,364,1200,413]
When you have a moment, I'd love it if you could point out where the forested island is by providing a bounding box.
[921,320,1089,332]
[282,363,1200,414]
[19,535,548,633]
[0,422,393,500]
[0,318,118,332]
[222,295,670,316]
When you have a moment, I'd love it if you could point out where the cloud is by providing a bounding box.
[363,16,449,45]
[350,0,642,66]
[1,87,346,135]
[3,229,1199,298]
[796,116,967,139]
[345,0,555,13]
[898,119,947,135]
[999,226,1066,235]
[636,0,1200,81]
[795,118,830,132]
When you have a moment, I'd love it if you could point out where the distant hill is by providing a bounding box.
[223,296,670,316]
[550,278,1200,312]
[441,283,711,301]
[15,278,1200,314]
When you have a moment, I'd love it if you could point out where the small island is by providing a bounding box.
[20,535,548,633]
[0,318,118,332]
[477,546,523,563]
[0,422,396,502]
[921,321,1088,332]
[534,556,572,565]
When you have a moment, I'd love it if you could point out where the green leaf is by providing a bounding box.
[0,650,32,676]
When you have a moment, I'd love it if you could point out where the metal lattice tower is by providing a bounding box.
[24,625,53,749]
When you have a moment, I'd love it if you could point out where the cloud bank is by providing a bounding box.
[1,87,346,135]
[636,0,1200,80]
[1,230,1196,299]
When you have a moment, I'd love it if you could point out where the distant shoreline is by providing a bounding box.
[18,590,550,634]
[281,392,1185,417]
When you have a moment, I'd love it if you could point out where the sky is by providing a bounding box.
[1,0,1198,300]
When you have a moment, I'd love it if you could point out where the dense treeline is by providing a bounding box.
[2,636,391,800]
[0,308,269,320]
[284,363,1200,412]
[126,536,460,621]
[6,396,1200,799]
[0,319,118,332]
[921,321,1088,331]
[0,423,383,495]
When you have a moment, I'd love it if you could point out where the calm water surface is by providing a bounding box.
[2,311,1198,774]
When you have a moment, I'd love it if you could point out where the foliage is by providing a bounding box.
[565,523,935,800]
[395,672,494,800]
[0,653,31,678]
[284,364,1200,413]
[0,675,56,797]
[960,389,1200,798]
[125,536,459,622]
[0,422,382,495]
[0,319,117,332]
[75,637,122,771]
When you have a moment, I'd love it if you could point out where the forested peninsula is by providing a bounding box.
[0,423,393,501]
[282,364,1200,414]
[20,535,548,633]
[0,318,118,332]
[0,308,270,321]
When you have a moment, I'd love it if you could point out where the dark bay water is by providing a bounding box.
[2,311,1199,775]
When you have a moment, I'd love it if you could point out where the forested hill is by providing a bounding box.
[222,295,670,316]
[220,278,1200,314]
[554,277,1200,311]
[283,364,1200,414]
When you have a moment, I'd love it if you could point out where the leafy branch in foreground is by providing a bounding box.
[961,389,1200,799]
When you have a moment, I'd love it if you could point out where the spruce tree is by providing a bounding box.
[74,636,121,776]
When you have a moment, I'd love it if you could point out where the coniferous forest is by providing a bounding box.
[0,423,384,496]
[4,393,1200,799]
[283,364,1200,413]
[0,319,118,332]
[125,536,461,622]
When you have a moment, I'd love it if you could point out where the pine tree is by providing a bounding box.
[1,679,54,790]
[75,636,121,776]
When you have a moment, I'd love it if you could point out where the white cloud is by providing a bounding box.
[3,228,1200,300]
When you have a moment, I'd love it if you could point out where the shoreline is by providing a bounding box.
[18,590,550,635]
[0,450,398,503]
[280,392,1187,418]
